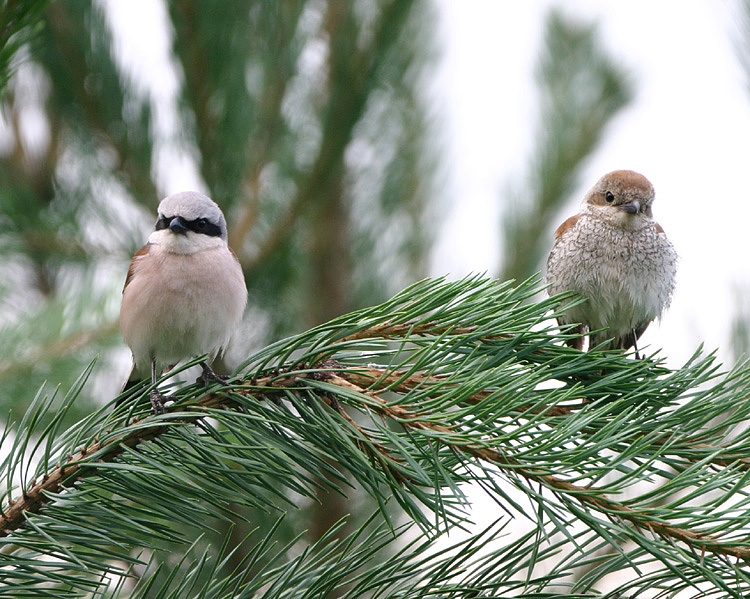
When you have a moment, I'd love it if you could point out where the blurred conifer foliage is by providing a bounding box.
[499,10,632,283]
[0,0,437,417]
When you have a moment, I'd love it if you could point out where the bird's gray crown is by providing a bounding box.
[156,191,228,241]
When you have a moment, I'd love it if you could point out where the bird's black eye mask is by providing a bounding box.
[155,215,222,237]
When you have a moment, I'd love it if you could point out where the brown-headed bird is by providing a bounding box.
[546,170,677,356]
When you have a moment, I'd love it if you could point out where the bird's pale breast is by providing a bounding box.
[120,244,247,374]
[547,215,677,340]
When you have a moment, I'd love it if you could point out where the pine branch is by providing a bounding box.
[4,362,749,559]
[4,276,750,595]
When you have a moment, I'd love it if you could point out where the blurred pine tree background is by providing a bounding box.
[0,0,441,417]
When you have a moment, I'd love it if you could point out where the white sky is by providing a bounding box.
[432,0,750,369]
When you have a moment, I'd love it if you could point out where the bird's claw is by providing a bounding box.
[149,389,169,414]
[198,362,228,386]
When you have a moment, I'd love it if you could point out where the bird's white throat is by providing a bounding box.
[148,228,226,255]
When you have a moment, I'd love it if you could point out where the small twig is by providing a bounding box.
[307,365,415,484]
[338,322,482,343]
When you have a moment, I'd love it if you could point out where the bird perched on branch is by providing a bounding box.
[119,191,248,412]
[546,170,677,357]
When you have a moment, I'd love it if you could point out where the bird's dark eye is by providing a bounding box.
[184,216,222,237]
[605,191,615,203]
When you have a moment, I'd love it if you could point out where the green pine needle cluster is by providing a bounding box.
[3,275,750,597]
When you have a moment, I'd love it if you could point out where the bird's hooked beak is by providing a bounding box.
[619,200,640,215]
[169,216,189,235]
